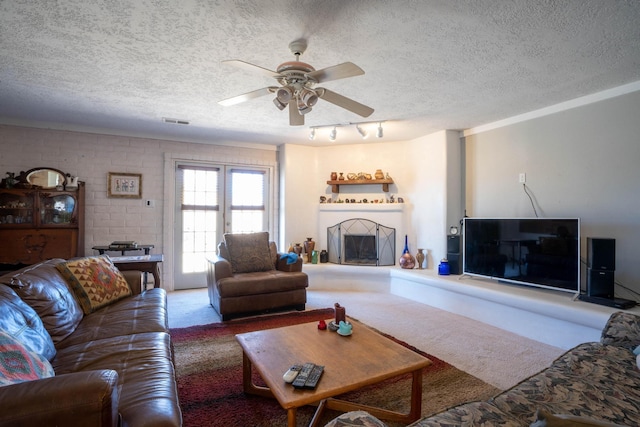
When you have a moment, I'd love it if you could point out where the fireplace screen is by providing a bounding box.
[327,218,395,266]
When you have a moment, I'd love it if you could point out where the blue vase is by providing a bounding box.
[438,259,450,275]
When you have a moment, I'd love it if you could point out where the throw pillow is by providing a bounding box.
[0,329,55,386]
[56,256,132,314]
[223,232,275,274]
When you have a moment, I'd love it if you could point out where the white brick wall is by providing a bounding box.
[0,125,278,262]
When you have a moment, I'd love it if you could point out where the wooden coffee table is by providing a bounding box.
[235,318,432,427]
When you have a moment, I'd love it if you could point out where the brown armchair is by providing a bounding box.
[206,232,308,321]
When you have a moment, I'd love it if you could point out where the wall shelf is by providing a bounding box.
[326,178,394,193]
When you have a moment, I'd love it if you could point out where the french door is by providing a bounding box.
[173,163,270,289]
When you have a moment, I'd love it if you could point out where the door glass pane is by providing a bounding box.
[229,169,266,233]
[180,168,219,273]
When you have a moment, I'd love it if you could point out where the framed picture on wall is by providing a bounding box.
[108,172,142,198]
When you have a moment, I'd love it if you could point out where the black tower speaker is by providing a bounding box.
[587,237,615,270]
[447,235,462,274]
[587,269,614,298]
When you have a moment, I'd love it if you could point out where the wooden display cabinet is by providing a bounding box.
[0,181,84,265]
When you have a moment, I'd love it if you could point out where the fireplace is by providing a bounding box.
[344,234,377,264]
[327,218,395,266]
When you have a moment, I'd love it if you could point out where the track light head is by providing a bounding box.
[377,122,383,138]
[309,128,315,140]
[356,125,368,139]
[329,127,337,141]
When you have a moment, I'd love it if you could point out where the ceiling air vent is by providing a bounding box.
[162,117,190,125]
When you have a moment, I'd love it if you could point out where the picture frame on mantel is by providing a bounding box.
[108,172,142,198]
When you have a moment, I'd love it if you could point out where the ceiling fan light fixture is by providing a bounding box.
[273,97,287,110]
[299,89,318,107]
[329,127,337,141]
[297,100,312,115]
[276,86,293,103]
[356,125,368,139]
[377,122,384,138]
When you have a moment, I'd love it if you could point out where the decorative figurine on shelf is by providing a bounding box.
[374,169,384,179]
[66,174,79,190]
[399,235,416,269]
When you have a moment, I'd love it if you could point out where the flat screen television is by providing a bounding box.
[463,218,580,293]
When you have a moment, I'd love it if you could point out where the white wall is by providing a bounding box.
[464,90,640,296]
[0,125,277,290]
[279,130,460,269]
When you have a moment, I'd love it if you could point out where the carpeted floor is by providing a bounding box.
[168,289,566,391]
[171,308,501,427]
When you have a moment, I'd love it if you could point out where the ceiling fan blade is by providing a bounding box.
[317,88,374,117]
[306,62,364,83]
[288,100,304,126]
[218,87,277,106]
[222,60,281,78]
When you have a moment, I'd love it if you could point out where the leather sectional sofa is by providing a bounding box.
[0,258,182,426]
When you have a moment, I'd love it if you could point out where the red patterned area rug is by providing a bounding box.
[170,308,499,427]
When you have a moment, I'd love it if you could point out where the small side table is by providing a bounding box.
[92,244,154,255]
[110,254,163,290]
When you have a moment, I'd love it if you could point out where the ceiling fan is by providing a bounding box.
[218,40,374,126]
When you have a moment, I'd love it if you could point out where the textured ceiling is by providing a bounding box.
[1,0,640,146]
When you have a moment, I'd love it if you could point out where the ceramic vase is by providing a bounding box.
[374,169,384,179]
[303,237,315,263]
[416,248,425,269]
[399,235,416,269]
[330,172,338,180]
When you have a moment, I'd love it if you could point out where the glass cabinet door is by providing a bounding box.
[40,194,76,225]
[0,191,34,225]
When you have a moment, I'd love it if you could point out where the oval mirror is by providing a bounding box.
[25,168,66,189]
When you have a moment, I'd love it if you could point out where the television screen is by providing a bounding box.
[463,218,580,293]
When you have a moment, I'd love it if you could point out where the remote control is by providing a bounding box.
[303,364,324,389]
[282,364,302,383]
[292,362,315,388]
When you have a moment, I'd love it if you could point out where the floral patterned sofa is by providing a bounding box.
[325,311,640,427]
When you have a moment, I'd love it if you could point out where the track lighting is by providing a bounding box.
[329,127,337,141]
[307,121,386,141]
[356,125,368,139]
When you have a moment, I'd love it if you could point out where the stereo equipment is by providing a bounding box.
[447,235,462,274]
[587,237,615,270]
[447,235,460,253]
[586,269,614,298]
[447,253,463,275]
[580,237,636,309]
